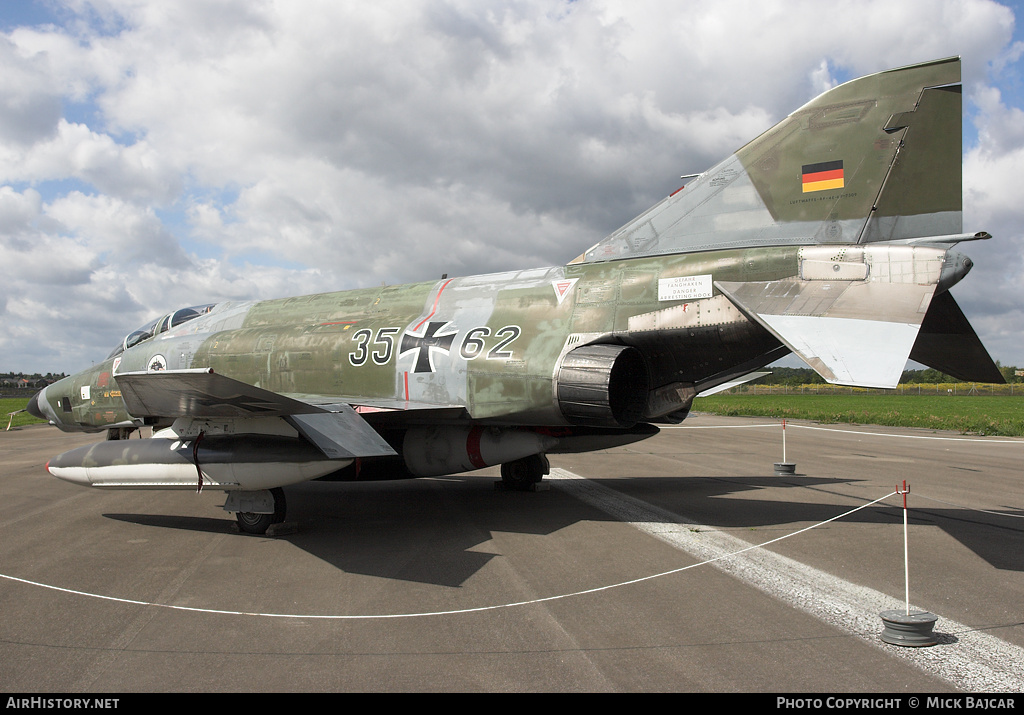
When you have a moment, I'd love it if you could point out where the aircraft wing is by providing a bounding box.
[115,369,397,458]
[287,395,470,421]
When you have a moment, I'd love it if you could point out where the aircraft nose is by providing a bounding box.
[26,388,47,421]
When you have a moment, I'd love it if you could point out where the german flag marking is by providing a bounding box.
[802,160,844,193]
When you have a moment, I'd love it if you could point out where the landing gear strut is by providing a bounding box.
[233,487,287,535]
[500,454,550,491]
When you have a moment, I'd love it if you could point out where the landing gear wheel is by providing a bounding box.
[500,454,550,491]
[236,510,273,535]
[235,487,287,535]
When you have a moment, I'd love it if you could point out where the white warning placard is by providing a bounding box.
[658,274,712,301]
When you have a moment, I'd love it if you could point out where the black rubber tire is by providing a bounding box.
[236,510,273,535]
[500,454,547,490]
[235,487,286,534]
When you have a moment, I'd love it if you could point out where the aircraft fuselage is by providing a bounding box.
[34,243,805,435]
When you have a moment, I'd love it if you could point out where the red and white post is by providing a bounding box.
[898,480,910,615]
[879,480,938,647]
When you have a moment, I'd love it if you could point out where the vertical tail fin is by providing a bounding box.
[571,57,962,264]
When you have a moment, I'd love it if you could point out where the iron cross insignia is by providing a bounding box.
[400,321,457,373]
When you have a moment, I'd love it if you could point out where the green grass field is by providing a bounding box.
[695,393,1024,436]
[1,397,45,430]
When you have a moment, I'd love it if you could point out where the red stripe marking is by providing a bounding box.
[802,168,844,184]
[403,371,409,401]
[355,405,391,414]
[466,427,487,469]
[413,279,454,331]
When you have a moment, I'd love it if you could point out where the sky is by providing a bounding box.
[1,0,1022,375]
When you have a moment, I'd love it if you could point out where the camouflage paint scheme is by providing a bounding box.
[36,247,787,427]
[29,58,1004,532]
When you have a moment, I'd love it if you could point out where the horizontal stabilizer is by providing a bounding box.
[717,278,935,389]
[909,291,1005,383]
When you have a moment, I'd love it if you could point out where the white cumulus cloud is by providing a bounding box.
[0,0,1022,373]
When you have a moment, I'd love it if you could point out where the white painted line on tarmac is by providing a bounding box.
[547,468,1024,693]
[662,420,1024,444]
[659,423,779,429]
[0,481,912,623]
[789,423,1024,444]
[3,463,1020,693]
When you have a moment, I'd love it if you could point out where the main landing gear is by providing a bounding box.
[227,487,287,535]
[499,453,550,491]
[226,454,551,533]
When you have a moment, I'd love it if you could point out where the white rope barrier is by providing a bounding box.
[0,489,898,621]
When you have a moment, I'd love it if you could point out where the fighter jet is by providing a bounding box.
[29,57,1003,533]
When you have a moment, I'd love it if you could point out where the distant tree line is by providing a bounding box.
[0,372,67,391]
[753,365,1021,386]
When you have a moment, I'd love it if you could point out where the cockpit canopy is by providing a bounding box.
[108,304,217,359]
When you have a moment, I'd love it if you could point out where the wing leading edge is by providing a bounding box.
[115,369,397,459]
